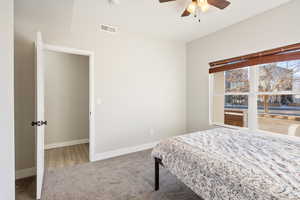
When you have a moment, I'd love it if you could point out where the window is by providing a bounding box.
[256,60,300,135]
[212,68,249,128]
[225,68,249,93]
[211,59,300,136]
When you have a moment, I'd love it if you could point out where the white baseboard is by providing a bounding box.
[16,141,159,179]
[15,167,36,180]
[45,139,89,150]
[93,141,159,162]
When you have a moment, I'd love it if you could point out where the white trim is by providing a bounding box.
[224,92,250,96]
[248,67,258,130]
[217,91,300,96]
[89,54,96,162]
[43,43,95,162]
[209,74,213,125]
[93,141,159,162]
[256,91,300,95]
[213,122,249,130]
[44,139,89,150]
[43,44,93,56]
[15,167,36,180]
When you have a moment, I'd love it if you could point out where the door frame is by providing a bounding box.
[42,38,96,162]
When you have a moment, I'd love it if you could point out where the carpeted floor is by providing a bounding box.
[16,150,202,200]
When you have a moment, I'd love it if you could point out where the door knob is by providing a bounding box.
[31,121,41,126]
[31,121,47,126]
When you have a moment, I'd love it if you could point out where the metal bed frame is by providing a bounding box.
[154,157,162,191]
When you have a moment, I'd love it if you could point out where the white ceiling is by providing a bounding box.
[15,0,291,42]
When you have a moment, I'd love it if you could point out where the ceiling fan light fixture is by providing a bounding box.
[187,1,197,14]
[198,0,210,12]
[158,0,231,18]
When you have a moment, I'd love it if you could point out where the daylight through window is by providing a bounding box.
[211,59,300,136]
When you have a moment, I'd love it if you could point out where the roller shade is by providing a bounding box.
[209,43,300,74]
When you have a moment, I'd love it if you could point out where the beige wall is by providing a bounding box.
[44,51,89,145]
[187,0,300,132]
[212,72,225,124]
[0,0,15,198]
[15,2,186,170]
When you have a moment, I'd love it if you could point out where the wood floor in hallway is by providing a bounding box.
[45,143,89,169]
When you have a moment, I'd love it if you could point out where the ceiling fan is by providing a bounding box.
[159,0,231,17]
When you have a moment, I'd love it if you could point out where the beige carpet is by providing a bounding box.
[17,150,202,200]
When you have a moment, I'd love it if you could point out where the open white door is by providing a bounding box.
[34,32,45,200]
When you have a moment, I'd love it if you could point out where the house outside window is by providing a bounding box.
[210,59,300,136]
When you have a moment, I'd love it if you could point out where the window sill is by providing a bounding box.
[210,122,300,141]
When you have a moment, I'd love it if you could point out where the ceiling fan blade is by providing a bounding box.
[207,0,230,9]
[159,0,176,3]
[181,9,190,17]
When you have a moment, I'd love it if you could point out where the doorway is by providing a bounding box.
[43,50,90,169]
[34,32,95,199]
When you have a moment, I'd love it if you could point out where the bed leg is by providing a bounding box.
[154,157,161,191]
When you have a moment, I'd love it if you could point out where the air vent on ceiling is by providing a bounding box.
[100,24,117,34]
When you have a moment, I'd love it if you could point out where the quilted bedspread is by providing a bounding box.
[152,127,300,200]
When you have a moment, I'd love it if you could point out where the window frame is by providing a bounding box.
[209,61,300,134]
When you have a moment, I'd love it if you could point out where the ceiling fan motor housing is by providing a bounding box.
[109,0,120,5]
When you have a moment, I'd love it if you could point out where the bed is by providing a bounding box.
[152,127,300,200]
